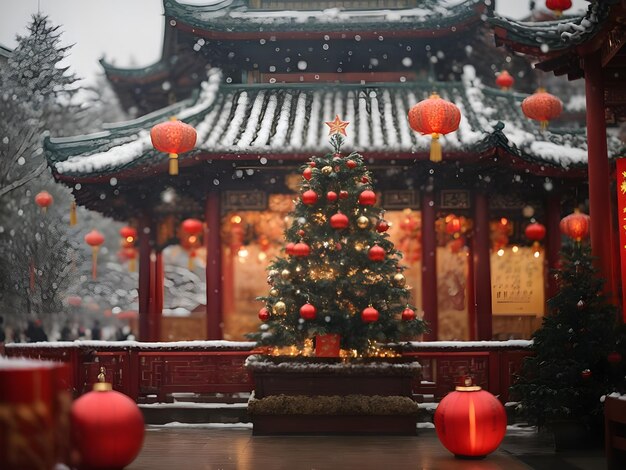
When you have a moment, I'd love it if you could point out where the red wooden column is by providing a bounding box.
[138,215,154,342]
[473,192,493,340]
[153,251,164,341]
[205,190,223,339]
[584,51,616,301]
[466,237,476,340]
[421,189,438,341]
[545,193,562,301]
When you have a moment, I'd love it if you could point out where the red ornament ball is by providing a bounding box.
[368,245,386,262]
[298,229,305,237]
[333,153,341,158]
[35,191,53,208]
[71,384,145,469]
[302,190,318,205]
[303,167,312,180]
[346,160,357,169]
[293,242,311,257]
[258,308,270,321]
[608,352,623,364]
[330,212,349,229]
[361,176,369,183]
[434,381,506,459]
[581,369,592,380]
[376,220,390,233]
[308,161,316,167]
[361,306,379,323]
[300,303,317,320]
[285,242,296,255]
[339,190,349,199]
[326,191,338,202]
[401,308,416,321]
[358,190,376,206]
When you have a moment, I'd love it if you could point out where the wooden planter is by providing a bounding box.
[246,356,421,435]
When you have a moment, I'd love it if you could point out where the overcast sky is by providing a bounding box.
[0,0,589,85]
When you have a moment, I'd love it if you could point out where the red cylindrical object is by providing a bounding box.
[434,383,507,459]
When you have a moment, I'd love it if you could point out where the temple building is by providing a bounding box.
[44,0,624,342]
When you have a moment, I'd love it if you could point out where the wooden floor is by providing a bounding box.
[127,426,543,470]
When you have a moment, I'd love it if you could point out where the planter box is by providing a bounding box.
[246,356,421,435]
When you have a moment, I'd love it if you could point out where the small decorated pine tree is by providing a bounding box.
[247,117,426,356]
[511,238,617,430]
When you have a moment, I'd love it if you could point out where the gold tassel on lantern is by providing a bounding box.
[70,201,77,226]
[430,133,442,162]
[169,153,178,176]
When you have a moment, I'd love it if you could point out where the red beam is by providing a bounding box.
[138,216,152,342]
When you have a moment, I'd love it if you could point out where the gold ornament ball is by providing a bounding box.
[393,273,406,287]
[295,266,303,274]
[273,301,287,315]
[355,242,364,251]
[357,216,370,229]
[281,269,291,280]
[269,288,279,297]
[322,166,333,175]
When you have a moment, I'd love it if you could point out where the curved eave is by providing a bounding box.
[100,58,171,84]
[165,0,485,40]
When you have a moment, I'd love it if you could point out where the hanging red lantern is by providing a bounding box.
[525,223,546,242]
[330,212,349,229]
[434,378,507,459]
[84,230,105,280]
[302,190,318,205]
[495,70,514,91]
[521,89,563,131]
[150,118,197,176]
[35,191,53,213]
[358,190,376,206]
[368,245,386,261]
[300,303,317,320]
[293,242,311,257]
[445,216,461,235]
[258,307,270,321]
[546,0,572,17]
[181,218,203,236]
[119,226,137,248]
[401,307,416,321]
[71,368,144,469]
[361,306,379,323]
[560,211,590,242]
[408,92,461,162]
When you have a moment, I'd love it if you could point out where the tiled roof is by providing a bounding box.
[164,0,484,34]
[44,68,623,180]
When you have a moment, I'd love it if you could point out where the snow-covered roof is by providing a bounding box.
[44,67,623,180]
[164,0,484,35]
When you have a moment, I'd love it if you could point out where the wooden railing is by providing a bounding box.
[4,340,531,403]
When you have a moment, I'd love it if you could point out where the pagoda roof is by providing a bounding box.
[44,67,623,183]
[489,1,613,55]
[164,0,485,37]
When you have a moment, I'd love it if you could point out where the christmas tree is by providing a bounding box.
[511,239,618,429]
[248,116,427,356]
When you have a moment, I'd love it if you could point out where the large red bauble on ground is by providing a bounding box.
[330,212,349,229]
[300,303,317,320]
[71,383,144,469]
[358,190,376,206]
[302,190,318,205]
[560,211,590,242]
[434,380,507,459]
[368,245,386,261]
[361,306,379,323]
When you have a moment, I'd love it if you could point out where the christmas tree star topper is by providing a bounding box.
[325,115,350,136]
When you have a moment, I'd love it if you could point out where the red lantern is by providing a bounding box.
[326,191,338,202]
[71,370,144,469]
[401,307,416,321]
[546,0,572,17]
[293,242,311,257]
[376,220,390,233]
[434,379,507,459]
[150,118,197,176]
[408,92,461,162]
[35,191,53,213]
[560,211,590,242]
[361,306,379,323]
[525,223,546,242]
[258,307,270,321]
[300,303,317,320]
[119,226,137,247]
[84,230,105,280]
[330,212,349,229]
[445,216,461,235]
[181,218,203,236]
[358,190,376,206]
[521,89,563,130]
[302,190,318,205]
[495,70,514,91]
[303,167,312,180]
[368,245,386,262]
